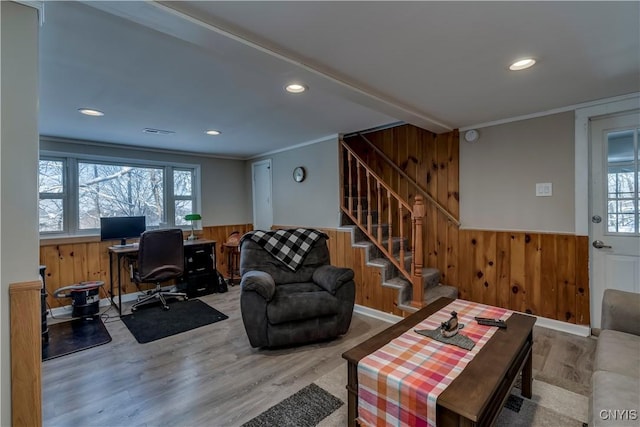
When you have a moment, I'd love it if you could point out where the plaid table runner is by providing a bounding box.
[241,228,328,271]
[357,299,513,427]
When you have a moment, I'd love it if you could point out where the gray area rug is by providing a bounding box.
[241,383,343,427]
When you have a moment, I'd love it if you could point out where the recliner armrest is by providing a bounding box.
[241,271,276,301]
[312,265,354,295]
[601,289,640,336]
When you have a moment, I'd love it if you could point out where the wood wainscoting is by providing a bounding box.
[10,280,43,427]
[39,224,253,308]
[457,231,589,325]
[273,225,589,324]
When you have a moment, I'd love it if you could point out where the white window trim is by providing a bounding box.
[39,150,201,237]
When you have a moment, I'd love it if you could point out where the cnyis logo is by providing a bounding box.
[599,409,638,421]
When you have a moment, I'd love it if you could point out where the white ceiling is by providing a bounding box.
[39,1,640,159]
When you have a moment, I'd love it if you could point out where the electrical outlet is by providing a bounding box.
[536,183,553,197]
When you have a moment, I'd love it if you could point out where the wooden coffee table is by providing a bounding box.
[342,298,536,427]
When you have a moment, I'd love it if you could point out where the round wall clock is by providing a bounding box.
[293,166,306,182]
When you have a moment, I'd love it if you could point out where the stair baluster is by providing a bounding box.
[347,151,353,216]
[411,195,425,306]
[366,171,372,235]
[356,163,362,223]
[377,181,383,244]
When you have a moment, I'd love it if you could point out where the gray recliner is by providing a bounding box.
[239,231,355,348]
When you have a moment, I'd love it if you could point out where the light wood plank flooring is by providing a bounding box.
[42,286,596,426]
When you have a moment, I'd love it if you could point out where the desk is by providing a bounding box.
[108,239,217,316]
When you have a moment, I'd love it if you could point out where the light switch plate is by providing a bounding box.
[536,183,553,197]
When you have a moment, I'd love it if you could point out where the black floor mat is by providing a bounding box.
[42,317,112,361]
[121,298,228,344]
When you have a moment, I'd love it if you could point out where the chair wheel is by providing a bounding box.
[162,305,170,311]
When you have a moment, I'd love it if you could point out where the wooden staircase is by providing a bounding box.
[340,136,458,312]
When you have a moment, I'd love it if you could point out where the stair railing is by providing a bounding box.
[340,140,425,306]
[352,132,460,226]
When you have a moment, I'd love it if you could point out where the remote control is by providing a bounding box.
[475,317,507,328]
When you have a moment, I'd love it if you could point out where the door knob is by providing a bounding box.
[592,240,612,249]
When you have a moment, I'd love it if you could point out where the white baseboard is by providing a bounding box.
[533,315,591,337]
[354,304,402,324]
[354,303,591,337]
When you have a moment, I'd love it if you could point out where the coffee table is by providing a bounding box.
[342,297,536,427]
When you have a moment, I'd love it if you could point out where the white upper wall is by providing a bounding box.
[459,112,575,233]
[40,139,250,227]
[247,138,341,228]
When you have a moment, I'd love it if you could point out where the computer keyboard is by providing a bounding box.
[112,242,139,249]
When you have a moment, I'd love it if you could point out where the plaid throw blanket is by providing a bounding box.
[357,299,512,427]
[242,228,328,271]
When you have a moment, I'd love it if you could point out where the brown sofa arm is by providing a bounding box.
[601,289,640,336]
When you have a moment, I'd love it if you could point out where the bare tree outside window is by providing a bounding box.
[174,169,195,225]
[606,128,639,234]
[39,159,65,232]
[78,163,165,229]
[39,156,197,234]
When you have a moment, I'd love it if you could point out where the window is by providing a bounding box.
[78,162,164,229]
[39,158,66,232]
[39,154,199,235]
[606,128,639,234]
[173,169,195,226]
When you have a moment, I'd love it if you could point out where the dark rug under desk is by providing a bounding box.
[43,317,112,361]
[121,298,228,344]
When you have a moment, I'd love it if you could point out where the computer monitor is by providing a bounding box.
[100,216,146,246]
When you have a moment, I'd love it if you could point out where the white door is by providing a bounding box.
[590,111,640,328]
[252,159,273,231]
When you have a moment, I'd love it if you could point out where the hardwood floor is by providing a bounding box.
[42,287,596,426]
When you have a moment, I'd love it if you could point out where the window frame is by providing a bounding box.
[604,126,639,236]
[39,151,201,237]
[39,156,69,233]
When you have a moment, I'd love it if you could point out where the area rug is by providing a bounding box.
[242,383,343,427]
[121,299,228,343]
[310,364,589,427]
[43,316,111,361]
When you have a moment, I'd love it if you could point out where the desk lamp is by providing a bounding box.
[184,213,202,240]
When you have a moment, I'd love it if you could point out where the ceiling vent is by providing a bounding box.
[143,128,175,135]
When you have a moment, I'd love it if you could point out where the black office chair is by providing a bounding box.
[131,228,187,311]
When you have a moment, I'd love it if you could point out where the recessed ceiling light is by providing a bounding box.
[78,108,104,116]
[205,130,221,136]
[509,58,536,71]
[285,83,307,93]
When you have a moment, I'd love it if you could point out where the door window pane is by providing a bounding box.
[606,128,639,234]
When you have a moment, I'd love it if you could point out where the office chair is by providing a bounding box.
[131,228,187,311]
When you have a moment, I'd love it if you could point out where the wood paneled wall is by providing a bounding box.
[10,280,42,427]
[344,125,590,325]
[458,231,589,325]
[39,224,252,308]
[272,225,405,316]
[203,224,253,277]
[344,126,460,286]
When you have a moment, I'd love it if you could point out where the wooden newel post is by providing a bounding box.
[411,195,425,308]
